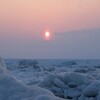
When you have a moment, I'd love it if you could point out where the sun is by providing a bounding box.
[45,32,50,37]
[44,31,51,40]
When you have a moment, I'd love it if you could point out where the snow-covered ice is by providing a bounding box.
[1,58,100,100]
[0,57,64,100]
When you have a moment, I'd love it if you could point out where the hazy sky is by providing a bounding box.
[0,0,100,59]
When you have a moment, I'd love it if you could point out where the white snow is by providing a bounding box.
[38,72,96,99]
[0,57,65,100]
[64,88,81,98]
[3,58,100,100]
[53,78,67,88]
[83,80,100,97]
[61,72,94,85]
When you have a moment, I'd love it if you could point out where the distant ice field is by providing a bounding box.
[5,59,100,85]
[2,59,100,100]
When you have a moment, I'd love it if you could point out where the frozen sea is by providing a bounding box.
[5,59,100,85]
[1,58,100,100]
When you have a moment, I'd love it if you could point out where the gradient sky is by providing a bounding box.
[0,0,100,59]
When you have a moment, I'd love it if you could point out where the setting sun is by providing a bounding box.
[44,31,51,40]
[45,32,50,37]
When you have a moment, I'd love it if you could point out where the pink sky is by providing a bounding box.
[0,0,100,58]
[0,0,100,33]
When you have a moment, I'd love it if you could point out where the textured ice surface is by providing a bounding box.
[0,58,65,100]
[4,59,100,100]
